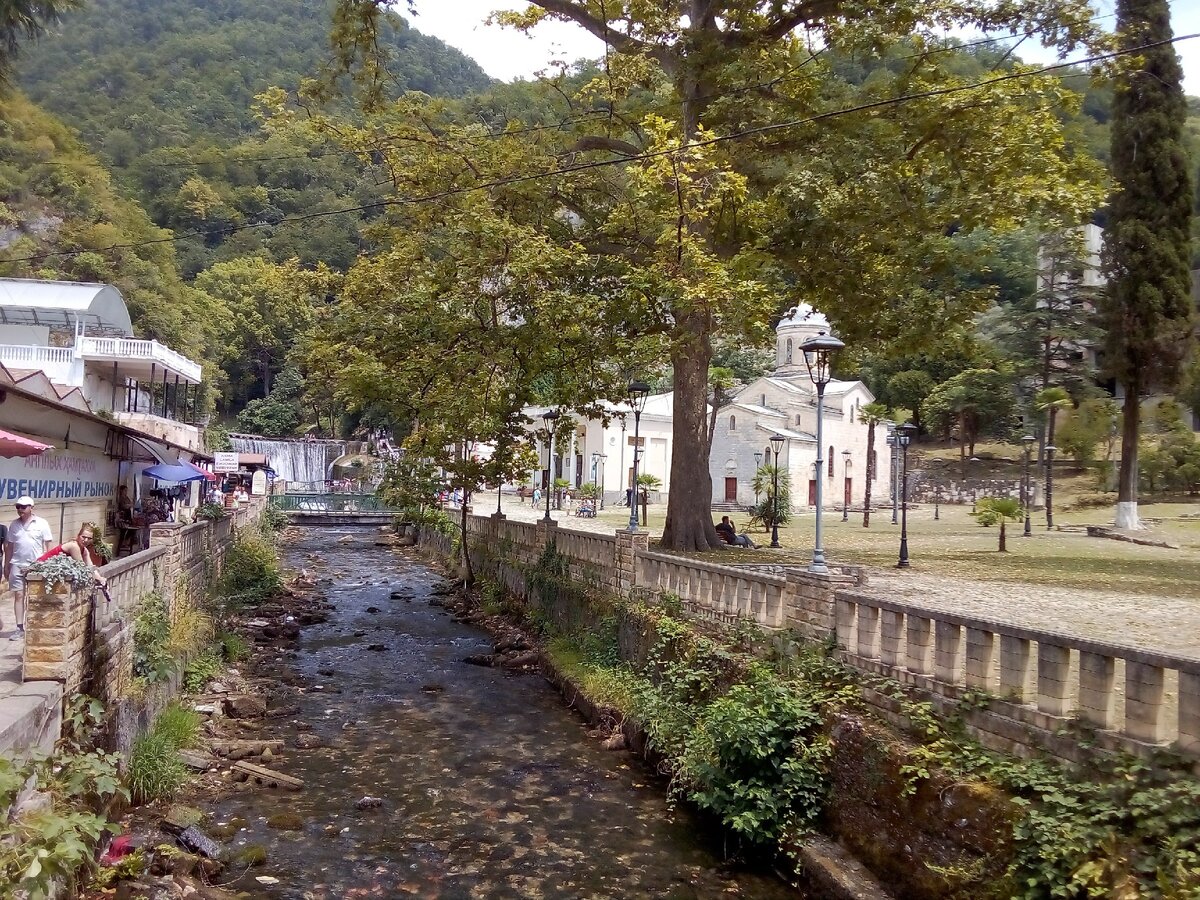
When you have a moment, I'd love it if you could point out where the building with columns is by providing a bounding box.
[708,304,877,511]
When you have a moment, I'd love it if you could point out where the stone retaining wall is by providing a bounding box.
[423,512,1200,767]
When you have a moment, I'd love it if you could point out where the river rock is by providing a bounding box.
[354,796,384,810]
[177,826,222,859]
[161,805,205,834]
[389,589,410,599]
[366,606,380,614]
[499,651,540,670]
[223,696,267,719]
[463,654,496,667]
[366,643,387,652]
[601,732,628,751]
[295,733,324,750]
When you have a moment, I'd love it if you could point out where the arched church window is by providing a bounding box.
[729,415,736,431]
[786,338,793,363]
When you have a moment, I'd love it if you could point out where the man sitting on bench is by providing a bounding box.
[715,515,757,548]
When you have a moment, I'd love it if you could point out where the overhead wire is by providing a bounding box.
[5,31,1193,266]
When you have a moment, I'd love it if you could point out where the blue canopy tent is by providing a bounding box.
[143,463,207,483]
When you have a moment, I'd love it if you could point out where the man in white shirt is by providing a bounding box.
[5,496,53,641]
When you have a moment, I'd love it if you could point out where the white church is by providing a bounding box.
[708,305,879,512]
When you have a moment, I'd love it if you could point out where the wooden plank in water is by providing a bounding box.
[230,760,304,791]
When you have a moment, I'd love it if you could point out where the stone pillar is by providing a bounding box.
[1124,661,1166,744]
[614,528,648,595]
[149,522,184,619]
[905,615,933,675]
[1036,643,1072,717]
[1177,671,1200,753]
[855,604,880,660]
[784,571,860,641]
[22,577,91,698]
[964,628,996,690]
[536,518,558,549]
[879,610,904,667]
[1077,651,1116,729]
[934,621,962,684]
[999,635,1032,701]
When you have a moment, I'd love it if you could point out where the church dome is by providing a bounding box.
[774,303,832,374]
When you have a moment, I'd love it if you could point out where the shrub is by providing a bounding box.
[215,531,281,608]
[183,649,222,693]
[152,705,201,751]
[132,592,173,682]
[194,501,227,521]
[220,632,250,662]
[126,704,200,804]
[261,504,288,532]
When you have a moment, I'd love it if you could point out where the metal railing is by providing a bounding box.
[269,493,395,513]
[77,335,202,382]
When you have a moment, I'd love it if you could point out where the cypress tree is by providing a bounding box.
[1103,0,1194,530]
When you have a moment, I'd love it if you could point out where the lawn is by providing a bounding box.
[593,499,1200,600]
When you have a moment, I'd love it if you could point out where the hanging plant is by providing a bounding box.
[24,555,97,593]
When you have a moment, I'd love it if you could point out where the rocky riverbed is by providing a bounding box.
[101,525,804,899]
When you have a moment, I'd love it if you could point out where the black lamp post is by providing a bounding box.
[626,381,650,532]
[897,423,915,568]
[800,331,845,572]
[1022,434,1034,537]
[841,448,851,522]
[769,434,785,548]
[887,430,898,525]
[934,482,941,520]
[1045,443,1057,531]
[541,409,560,523]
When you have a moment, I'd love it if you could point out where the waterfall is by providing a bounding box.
[229,436,346,485]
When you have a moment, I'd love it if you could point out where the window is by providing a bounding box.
[828,447,834,477]
[796,414,802,426]
[761,393,766,407]
[729,415,736,431]
[786,338,793,364]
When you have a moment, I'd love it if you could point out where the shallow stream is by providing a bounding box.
[212,526,804,899]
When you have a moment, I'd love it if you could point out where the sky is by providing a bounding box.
[406,0,1200,93]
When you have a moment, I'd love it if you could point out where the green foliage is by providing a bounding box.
[885,371,935,429]
[1056,398,1119,466]
[0,696,125,897]
[127,703,203,804]
[749,465,791,529]
[149,704,201,752]
[219,631,251,662]
[972,496,1024,550]
[194,501,227,521]
[183,648,222,693]
[24,554,98,592]
[260,504,289,532]
[922,369,1018,454]
[215,530,281,608]
[1141,432,1200,494]
[132,591,173,682]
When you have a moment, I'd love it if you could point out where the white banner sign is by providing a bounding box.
[213,452,239,473]
[0,450,119,503]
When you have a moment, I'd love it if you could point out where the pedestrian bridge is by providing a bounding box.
[269,492,397,525]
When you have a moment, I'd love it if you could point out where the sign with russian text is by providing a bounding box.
[213,452,239,473]
[0,450,119,503]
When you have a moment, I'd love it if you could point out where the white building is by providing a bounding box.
[708,304,877,511]
[523,394,677,504]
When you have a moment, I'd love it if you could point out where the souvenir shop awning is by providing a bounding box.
[143,462,207,483]
[0,429,52,458]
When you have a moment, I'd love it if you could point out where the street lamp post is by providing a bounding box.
[596,453,607,509]
[753,451,762,508]
[800,332,845,572]
[769,434,785,548]
[1022,434,1035,537]
[897,423,915,568]
[626,381,650,532]
[1045,444,1057,531]
[934,482,941,520]
[887,431,898,525]
[841,448,851,522]
[541,410,560,523]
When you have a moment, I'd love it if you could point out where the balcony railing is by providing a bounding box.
[0,344,75,366]
[77,336,201,382]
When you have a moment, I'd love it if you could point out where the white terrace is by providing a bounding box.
[0,279,204,449]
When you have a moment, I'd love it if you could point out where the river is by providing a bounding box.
[209,526,804,899]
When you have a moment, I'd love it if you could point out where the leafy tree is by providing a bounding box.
[750,465,791,531]
[1035,386,1073,459]
[1101,0,1195,529]
[972,496,1023,551]
[334,0,1106,551]
[884,372,933,433]
[0,0,81,79]
[922,369,1018,458]
[235,367,304,437]
[1056,397,1119,465]
[858,402,889,528]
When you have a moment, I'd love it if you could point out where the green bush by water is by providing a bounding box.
[215,530,282,608]
[132,591,173,682]
[127,704,201,804]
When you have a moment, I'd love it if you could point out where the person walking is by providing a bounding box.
[5,497,52,641]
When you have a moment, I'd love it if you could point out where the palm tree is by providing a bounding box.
[858,402,889,527]
[0,1,82,79]
[972,496,1023,551]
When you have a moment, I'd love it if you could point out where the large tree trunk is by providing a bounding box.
[862,422,875,527]
[661,317,722,551]
[1115,381,1141,529]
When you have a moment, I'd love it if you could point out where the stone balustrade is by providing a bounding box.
[637,551,788,628]
[835,590,1200,759]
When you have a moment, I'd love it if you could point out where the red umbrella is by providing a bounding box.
[0,429,52,458]
[185,459,219,482]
